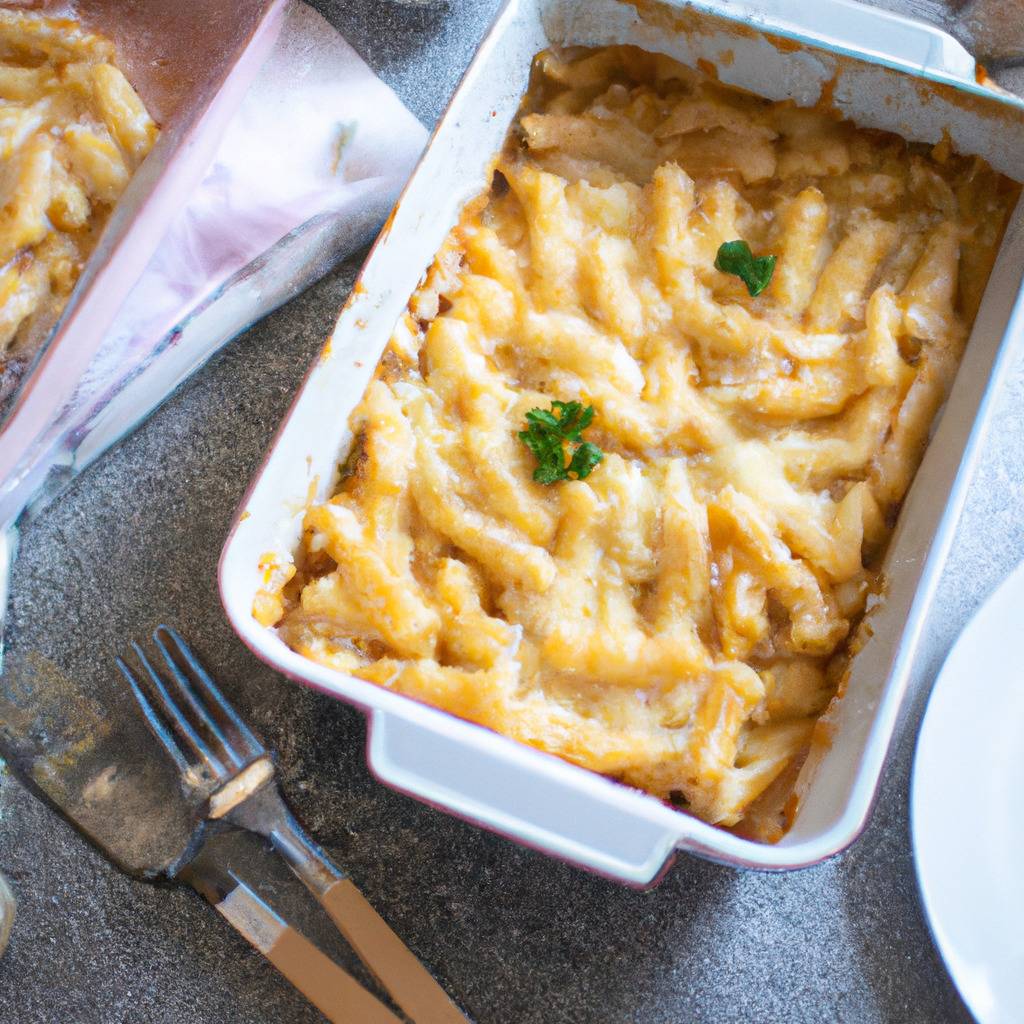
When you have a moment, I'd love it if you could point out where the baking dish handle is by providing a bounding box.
[727,0,976,82]
[366,712,679,885]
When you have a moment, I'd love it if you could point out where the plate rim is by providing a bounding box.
[910,558,1024,1024]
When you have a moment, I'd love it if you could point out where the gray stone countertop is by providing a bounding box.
[2,1,1023,1022]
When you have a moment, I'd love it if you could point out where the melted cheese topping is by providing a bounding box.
[268,46,1018,840]
[0,11,158,394]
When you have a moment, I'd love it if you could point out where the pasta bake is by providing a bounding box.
[0,10,157,397]
[263,45,1018,840]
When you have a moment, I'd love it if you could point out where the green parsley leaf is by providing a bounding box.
[518,401,604,484]
[714,239,777,297]
[567,440,603,480]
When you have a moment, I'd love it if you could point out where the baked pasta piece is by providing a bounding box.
[265,46,1019,840]
[0,11,158,397]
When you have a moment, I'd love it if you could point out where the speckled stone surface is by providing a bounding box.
[1,2,1022,1022]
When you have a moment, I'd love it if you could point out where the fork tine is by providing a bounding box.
[131,641,227,776]
[154,626,265,762]
[150,629,245,770]
[116,655,191,775]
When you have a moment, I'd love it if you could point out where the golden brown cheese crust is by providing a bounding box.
[271,45,1018,839]
[0,11,158,393]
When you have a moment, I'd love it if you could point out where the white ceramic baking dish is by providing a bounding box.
[220,0,1024,883]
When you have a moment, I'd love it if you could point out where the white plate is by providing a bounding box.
[912,560,1024,1024]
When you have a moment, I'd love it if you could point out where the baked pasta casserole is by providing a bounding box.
[0,10,157,398]
[262,46,1019,840]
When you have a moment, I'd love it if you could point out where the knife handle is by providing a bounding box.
[208,873,402,1024]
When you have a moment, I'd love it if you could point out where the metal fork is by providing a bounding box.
[117,625,468,1024]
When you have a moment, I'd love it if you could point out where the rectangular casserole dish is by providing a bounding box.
[0,0,287,519]
[220,0,1024,883]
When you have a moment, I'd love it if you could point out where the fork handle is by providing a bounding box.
[269,806,343,894]
[269,814,469,1024]
[320,878,469,1024]
[186,860,402,1024]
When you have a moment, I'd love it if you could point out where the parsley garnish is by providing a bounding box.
[714,240,777,297]
[518,401,604,484]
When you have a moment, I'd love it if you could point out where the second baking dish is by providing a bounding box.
[0,0,286,512]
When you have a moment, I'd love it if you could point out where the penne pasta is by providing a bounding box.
[0,12,157,374]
